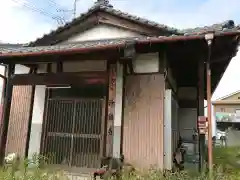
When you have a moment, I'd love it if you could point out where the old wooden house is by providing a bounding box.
[0,0,239,172]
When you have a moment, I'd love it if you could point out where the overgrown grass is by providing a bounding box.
[0,154,67,180]
[1,147,240,179]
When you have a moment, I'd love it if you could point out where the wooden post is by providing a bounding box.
[205,33,214,175]
[0,64,15,164]
[206,61,213,174]
[24,67,37,158]
[106,63,117,157]
[112,62,124,158]
[198,59,205,172]
[0,66,7,105]
[106,61,124,159]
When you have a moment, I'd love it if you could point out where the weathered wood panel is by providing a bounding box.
[6,85,32,157]
[11,72,107,85]
[106,64,116,156]
[123,74,164,169]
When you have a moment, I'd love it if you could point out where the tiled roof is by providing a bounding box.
[31,0,180,45]
[180,20,238,35]
[0,38,128,55]
[30,0,240,46]
[0,43,25,48]
[1,30,240,56]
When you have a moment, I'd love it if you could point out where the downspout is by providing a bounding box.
[24,67,37,158]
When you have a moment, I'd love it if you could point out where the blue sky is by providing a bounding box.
[1,0,240,42]
[0,0,240,100]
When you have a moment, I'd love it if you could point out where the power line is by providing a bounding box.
[45,0,70,13]
[11,0,66,25]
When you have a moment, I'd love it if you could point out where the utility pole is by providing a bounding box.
[57,0,78,19]
[73,0,77,18]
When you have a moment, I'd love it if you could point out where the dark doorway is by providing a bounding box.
[41,85,106,169]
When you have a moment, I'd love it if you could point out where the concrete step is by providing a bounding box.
[64,173,96,180]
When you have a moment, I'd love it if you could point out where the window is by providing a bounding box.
[220,108,225,112]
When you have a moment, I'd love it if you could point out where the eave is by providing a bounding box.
[0,31,239,96]
[212,100,240,105]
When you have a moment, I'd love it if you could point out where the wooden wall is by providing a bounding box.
[6,85,33,157]
[123,74,164,169]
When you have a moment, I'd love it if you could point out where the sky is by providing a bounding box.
[0,0,240,100]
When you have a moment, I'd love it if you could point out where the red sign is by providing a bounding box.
[198,116,207,134]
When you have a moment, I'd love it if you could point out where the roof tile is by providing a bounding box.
[24,1,240,46]
[1,29,240,56]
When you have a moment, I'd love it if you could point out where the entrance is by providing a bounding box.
[41,85,106,169]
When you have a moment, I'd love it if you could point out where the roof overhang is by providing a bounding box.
[0,31,239,58]
[0,31,239,94]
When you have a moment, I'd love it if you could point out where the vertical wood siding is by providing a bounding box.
[106,64,116,156]
[123,74,164,169]
[6,85,32,157]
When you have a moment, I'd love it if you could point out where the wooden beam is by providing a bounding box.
[0,74,6,80]
[198,58,205,172]
[2,50,122,64]
[25,67,37,158]
[0,66,7,104]
[178,100,198,108]
[10,72,108,85]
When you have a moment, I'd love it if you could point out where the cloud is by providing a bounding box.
[111,0,240,28]
[0,1,54,43]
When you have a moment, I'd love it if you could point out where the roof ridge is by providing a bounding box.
[30,2,179,46]
[179,20,236,35]
[100,6,179,33]
[215,90,240,101]
[93,0,113,8]
[29,1,239,46]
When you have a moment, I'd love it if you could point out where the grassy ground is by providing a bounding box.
[1,147,240,179]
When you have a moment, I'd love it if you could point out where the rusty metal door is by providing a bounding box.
[42,98,105,169]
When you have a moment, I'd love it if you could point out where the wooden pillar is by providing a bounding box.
[205,33,214,175]
[206,61,213,174]
[0,64,15,164]
[24,67,37,158]
[0,67,7,105]
[106,63,117,157]
[112,62,124,158]
[106,61,124,158]
[197,59,205,171]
